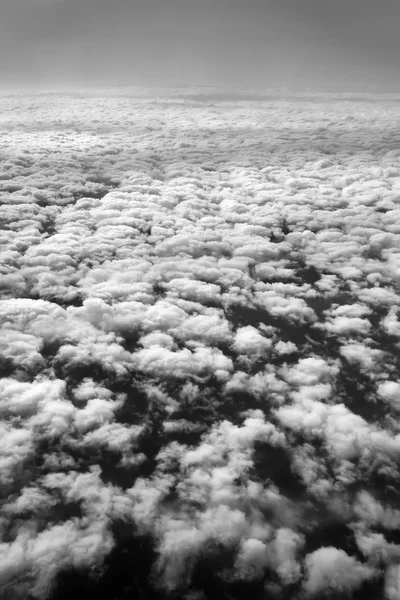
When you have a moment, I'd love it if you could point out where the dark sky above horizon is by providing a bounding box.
[1,0,399,90]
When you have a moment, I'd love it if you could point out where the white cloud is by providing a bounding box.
[233,325,272,355]
[234,538,269,580]
[2,88,400,598]
[385,564,400,600]
[377,380,400,408]
[302,547,377,596]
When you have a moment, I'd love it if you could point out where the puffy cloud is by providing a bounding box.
[253,290,317,325]
[321,304,372,335]
[353,491,400,531]
[302,547,377,596]
[280,357,338,388]
[2,87,400,598]
[154,524,207,591]
[385,564,400,600]
[173,312,232,346]
[267,528,304,585]
[0,519,114,599]
[382,307,400,338]
[234,538,269,580]
[377,380,400,409]
[133,344,233,382]
[233,325,272,356]
[0,378,65,418]
[0,421,33,492]
[339,342,384,371]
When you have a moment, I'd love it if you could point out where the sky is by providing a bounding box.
[1,1,400,91]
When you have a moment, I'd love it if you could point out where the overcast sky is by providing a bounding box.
[1,0,399,90]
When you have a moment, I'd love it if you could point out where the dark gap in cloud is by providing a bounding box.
[13,368,37,384]
[152,282,167,300]
[1,518,32,545]
[35,440,142,491]
[254,272,298,285]
[70,189,110,202]
[369,309,400,365]
[1,459,37,501]
[41,339,64,362]
[226,304,324,350]
[172,337,193,353]
[83,170,120,185]
[269,351,303,367]
[39,214,57,237]
[251,442,307,499]
[330,290,355,304]
[191,544,301,600]
[247,352,284,375]
[361,245,386,262]
[160,375,221,401]
[133,416,168,479]
[294,263,321,286]
[26,293,84,309]
[48,568,99,600]
[104,524,162,600]
[374,526,400,546]
[304,522,364,562]
[163,427,205,447]
[34,438,80,474]
[168,399,218,428]
[221,390,270,424]
[161,481,183,507]
[305,296,334,320]
[0,287,27,303]
[53,357,111,385]
[50,527,162,600]
[226,305,281,331]
[0,182,23,193]
[352,578,386,600]
[369,306,389,330]
[97,449,144,490]
[111,380,149,426]
[280,219,291,237]
[220,578,271,600]
[0,355,16,378]
[190,543,243,598]
[33,193,54,208]
[46,499,83,525]
[335,363,388,423]
[355,474,400,510]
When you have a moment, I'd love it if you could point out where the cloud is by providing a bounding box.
[2,88,400,598]
[302,546,377,596]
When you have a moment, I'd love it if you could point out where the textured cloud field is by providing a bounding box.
[1,88,400,600]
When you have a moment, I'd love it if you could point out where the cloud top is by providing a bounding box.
[1,88,400,598]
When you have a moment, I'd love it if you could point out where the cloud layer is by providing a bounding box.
[1,88,400,599]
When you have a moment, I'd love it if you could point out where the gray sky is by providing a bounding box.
[1,0,399,90]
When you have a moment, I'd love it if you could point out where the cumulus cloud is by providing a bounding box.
[302,547,377,597]
[1,87,400,599]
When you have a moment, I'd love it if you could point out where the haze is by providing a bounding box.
[1,0,399,91]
